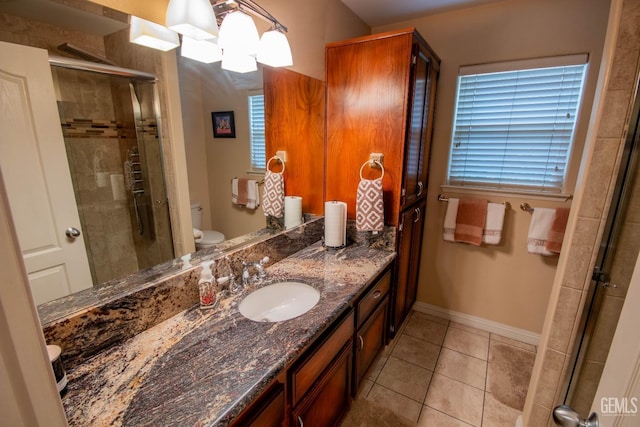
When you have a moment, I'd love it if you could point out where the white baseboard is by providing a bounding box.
[412,302,540,347]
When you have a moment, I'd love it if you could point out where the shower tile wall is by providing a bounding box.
[55,68,139,284]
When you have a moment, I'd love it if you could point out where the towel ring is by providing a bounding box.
[359,159,384,181]
[266,156,285,174]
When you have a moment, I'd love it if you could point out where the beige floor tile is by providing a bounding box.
[487,341,536,411]
[377,356,433,402]
[366,384,423,423]
[482,392,523,427]
[366,354,388,381]
[424,374,484,426]
[418,406,474,426]
[443,327,490,360]
[391,334,441,370]
[448,321,490,338]
[490,333,537,353]
[412,310,450,326]
[435,347,487,390]
[404,315,448,345]
[355,379,374,399]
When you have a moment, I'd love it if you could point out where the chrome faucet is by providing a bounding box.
[242,256,270,287]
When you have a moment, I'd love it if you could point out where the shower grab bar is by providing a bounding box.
[437,194,511,210]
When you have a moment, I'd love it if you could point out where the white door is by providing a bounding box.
[589,250,640,426]
[0,41,92,305]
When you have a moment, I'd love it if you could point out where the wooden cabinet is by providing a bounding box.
[291,343,352,427]
[325,28,440,337]
[394,200,427,330]
[353,269,391,393]
[230,380,284,427]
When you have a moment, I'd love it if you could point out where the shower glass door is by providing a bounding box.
[51,65,174,286]
[563,81,640,416]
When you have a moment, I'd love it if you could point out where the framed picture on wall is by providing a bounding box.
[212,111,236,138]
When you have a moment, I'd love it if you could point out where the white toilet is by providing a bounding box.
[190,202,225,250]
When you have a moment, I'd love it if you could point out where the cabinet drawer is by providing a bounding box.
[356,270,391,327]
[290,310,354,405]
[291,342,352,427]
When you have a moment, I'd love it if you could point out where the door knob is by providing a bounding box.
[553,405,599,427]
[65,227,81,239]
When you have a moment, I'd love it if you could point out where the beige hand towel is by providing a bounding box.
[443,198,459,242]
[454,198,488,246]
[527,207,555,255]
[232,178,249,206]
[482,203,506,245]
[262,171,285,218]
[356,177,384,231]
[546,208,570,254]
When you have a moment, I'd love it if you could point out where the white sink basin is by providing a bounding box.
[239,282,320,322]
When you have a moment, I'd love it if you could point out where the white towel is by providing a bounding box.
[232,178,260,209]
[527,207,556,255]
[193,228,204,243]
[246,180,260,209]
[443,198,459,242]
[482,203,506,245]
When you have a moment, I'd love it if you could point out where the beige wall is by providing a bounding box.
[374,0,611,333]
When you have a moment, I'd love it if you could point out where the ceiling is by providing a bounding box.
[0,0,507,38]
[341,0,505,27]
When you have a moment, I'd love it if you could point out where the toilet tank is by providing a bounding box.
[190,202,202,229]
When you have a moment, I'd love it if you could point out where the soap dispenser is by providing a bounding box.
[198,260,217,309]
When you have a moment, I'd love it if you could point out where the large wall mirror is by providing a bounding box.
[0,0,326,317]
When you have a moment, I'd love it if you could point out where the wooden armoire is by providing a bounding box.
[325,28,440,336]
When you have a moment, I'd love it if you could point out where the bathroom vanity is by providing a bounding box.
[59,239,395,426]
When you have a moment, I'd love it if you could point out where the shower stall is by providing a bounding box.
[49,57,174,286]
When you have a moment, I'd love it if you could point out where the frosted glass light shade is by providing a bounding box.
[129,16,180,52]
[166,0,218,40]
[257,30,293,67]
[218,11,259,56]
[221,53,257,73]
[181,36,222,63]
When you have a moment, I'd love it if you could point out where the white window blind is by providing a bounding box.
[448,58,588,193]
[248,92,266,170]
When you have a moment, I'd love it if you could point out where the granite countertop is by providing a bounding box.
[62,241,395,426]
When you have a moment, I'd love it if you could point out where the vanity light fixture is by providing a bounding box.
[128,0,292,71]
[129,16,180,52]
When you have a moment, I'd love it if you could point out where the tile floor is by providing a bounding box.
[352,310,537,427]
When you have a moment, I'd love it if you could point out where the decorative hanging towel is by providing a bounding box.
[263,171,285,217]
[356,160,384,232]
[527,207,556,255]
[262,156,285,218]
[454,198,488,246]
[545,207,570,254]
[443,198,459,242]
[482,202,506,245]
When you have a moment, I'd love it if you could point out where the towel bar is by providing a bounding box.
[437,194,511,210]
[520,203,534,213]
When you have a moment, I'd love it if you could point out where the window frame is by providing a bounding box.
[446,54,589,198]
[248,90,266,172]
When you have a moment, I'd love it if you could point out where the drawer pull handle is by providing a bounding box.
[298,416,304,427]
[372,290,382,299]
[358,335,364,351]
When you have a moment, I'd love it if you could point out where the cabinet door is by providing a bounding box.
[291,342,352,427]
[230,381,284,427]
[401,43,431,209]
[355,296,389,391]
[405,201,426,311]
[392,202,426,334]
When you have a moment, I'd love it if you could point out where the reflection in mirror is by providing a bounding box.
[0,0,325,317]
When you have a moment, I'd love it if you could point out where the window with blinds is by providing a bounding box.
[448,55,588,193]
[248,92,266,170]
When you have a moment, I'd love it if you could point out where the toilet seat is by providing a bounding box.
[197,230,225,247]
